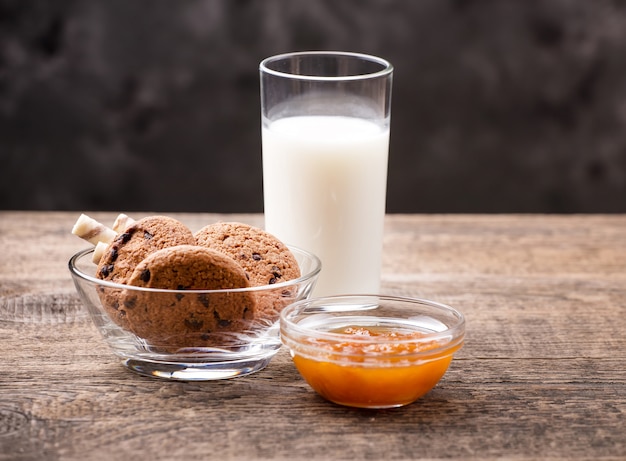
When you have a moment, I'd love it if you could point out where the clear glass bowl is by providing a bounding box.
[280,295,465,408]
[69,246,321,381]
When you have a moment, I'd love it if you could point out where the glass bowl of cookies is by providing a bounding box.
[68,214,321,381]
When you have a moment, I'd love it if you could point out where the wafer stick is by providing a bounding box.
[71,214,117,246]
[72,213,136,263]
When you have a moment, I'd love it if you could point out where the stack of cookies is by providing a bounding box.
[75,215,301,350]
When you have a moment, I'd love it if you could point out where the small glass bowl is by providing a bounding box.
[280,295,465,408]
[69,246,320,381]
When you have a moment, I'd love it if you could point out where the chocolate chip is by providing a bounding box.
[109,248,118,262]
[117,232,132,244]
[144,231,154,240]
[252,253,262,261]
[139,269,150,282]
[213,310,231,326]
[184,318,204,331]
[198,294,210,308]
[100,264,115,278]
[123,296,137,309]
[269,266,282,284]
[175,293,185,302]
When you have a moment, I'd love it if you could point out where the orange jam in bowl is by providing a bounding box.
[280,295,465,409]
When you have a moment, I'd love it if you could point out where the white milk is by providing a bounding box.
[262,115,389,296]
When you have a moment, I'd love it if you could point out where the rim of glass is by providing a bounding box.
[69,246,322,294]
[280,295,465,346]
[260,51,393,82]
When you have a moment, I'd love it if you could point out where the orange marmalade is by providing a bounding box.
[291,325,461,408]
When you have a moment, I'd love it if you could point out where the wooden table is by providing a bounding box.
[1,212,624,461]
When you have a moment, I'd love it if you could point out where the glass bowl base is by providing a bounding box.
[122,354,276,381]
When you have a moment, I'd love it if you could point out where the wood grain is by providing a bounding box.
[1,212,625,460]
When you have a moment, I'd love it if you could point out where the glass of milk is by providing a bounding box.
[260,51,393,297]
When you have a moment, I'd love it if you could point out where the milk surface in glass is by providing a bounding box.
[262,115,389,296]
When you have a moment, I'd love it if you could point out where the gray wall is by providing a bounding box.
[1,0,625,213]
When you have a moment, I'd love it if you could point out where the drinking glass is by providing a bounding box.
[260,51,393,296]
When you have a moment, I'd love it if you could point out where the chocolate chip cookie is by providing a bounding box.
[195,222,301,286]
[121,245,256,350]
[194,222,301,320]
[96,215,195,329]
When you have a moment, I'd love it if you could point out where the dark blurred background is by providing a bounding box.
[1,0,625,213]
